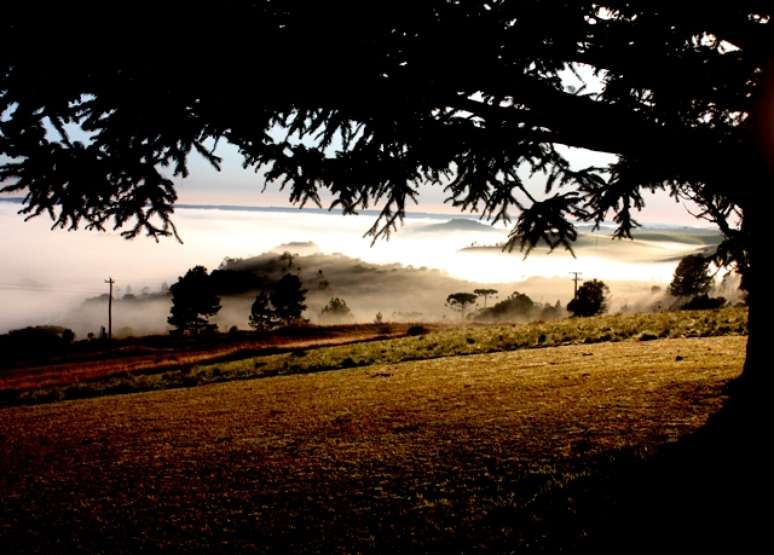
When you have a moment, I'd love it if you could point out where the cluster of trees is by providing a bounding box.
[248,274,308,331]
[479,292,565,322]
[2,2,768,402]
[166,261,359,334]
[445,289,566,322]
[126,248,740,336]
[443,253,735,324]
[166,266,309,335]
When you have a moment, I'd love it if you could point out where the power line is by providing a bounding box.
[570,272,583,298]
[104,277,114,342]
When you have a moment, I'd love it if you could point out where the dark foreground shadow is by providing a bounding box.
[540,395,771,554]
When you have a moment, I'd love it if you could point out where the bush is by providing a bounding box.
[407,325,427,336]
[567,280,609,317]
[680,294,727,310]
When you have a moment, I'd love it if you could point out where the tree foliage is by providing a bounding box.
[1,3,768,254]
[320,297,353,322]
[446,292,478,319]
[473,288,498,307]
[669,254,714,297]
[248,292,280,331]
[167,266,221,335]
[1,3,771,383]
[567,279,609,317]
[476,291,534,321]
[270,273,307,325]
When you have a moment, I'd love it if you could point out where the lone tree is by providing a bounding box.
[567,279,609,317]
[446,292,478,319]
[270,274,307,326]
[473,288,499,308]
[167,266,221,335]
[0,4,770,393]
[669,253,714,298]
[320,297,353,322]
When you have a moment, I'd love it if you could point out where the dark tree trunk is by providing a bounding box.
[735,54,774,405]
[737,203,765,399]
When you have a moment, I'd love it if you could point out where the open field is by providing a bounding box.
[0,323,426,403]
[0,334,746,552]
[0,308,747,407]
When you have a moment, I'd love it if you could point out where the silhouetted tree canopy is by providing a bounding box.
[477,290,535,321]
[1,2,771,386]
[669,254,714,297]
[270,274,307,325]
[567,279,609,317]
[446,292,478,318]
[473,288,499,307]
[167,266,221,335]
[210,269,269,296]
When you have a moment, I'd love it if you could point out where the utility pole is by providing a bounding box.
[570,272,582,298]
[104,277,114,342]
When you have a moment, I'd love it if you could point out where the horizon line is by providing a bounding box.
[0,196,716,230]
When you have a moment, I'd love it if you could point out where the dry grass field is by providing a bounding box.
[1,308,746,407]
[0,323,423,399]
[0,334,745,552]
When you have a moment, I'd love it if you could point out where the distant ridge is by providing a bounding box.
[1,197,717,231]
[412,218,502,233]
[174,202,463,221]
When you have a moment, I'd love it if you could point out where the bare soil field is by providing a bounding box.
[0,335,745,553]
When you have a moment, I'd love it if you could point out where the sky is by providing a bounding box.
[172,139,700,226]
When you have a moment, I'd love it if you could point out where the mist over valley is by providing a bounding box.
[0,200,732,337]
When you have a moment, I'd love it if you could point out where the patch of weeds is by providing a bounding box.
[340,356,357,368]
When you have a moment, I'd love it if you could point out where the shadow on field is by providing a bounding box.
[532,396,769,553]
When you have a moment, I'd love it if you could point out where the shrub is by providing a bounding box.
[407,325,427,336]
[680,294,727,310]
[567,280,609,317]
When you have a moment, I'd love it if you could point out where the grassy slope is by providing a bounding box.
[0,324,417,391]
[1,308,746,406]
[0,334,745,552]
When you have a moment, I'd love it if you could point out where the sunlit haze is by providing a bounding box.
[0,199,716,334]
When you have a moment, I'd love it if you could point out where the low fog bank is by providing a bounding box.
[51,244,742,339]
[0,200,732,337]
